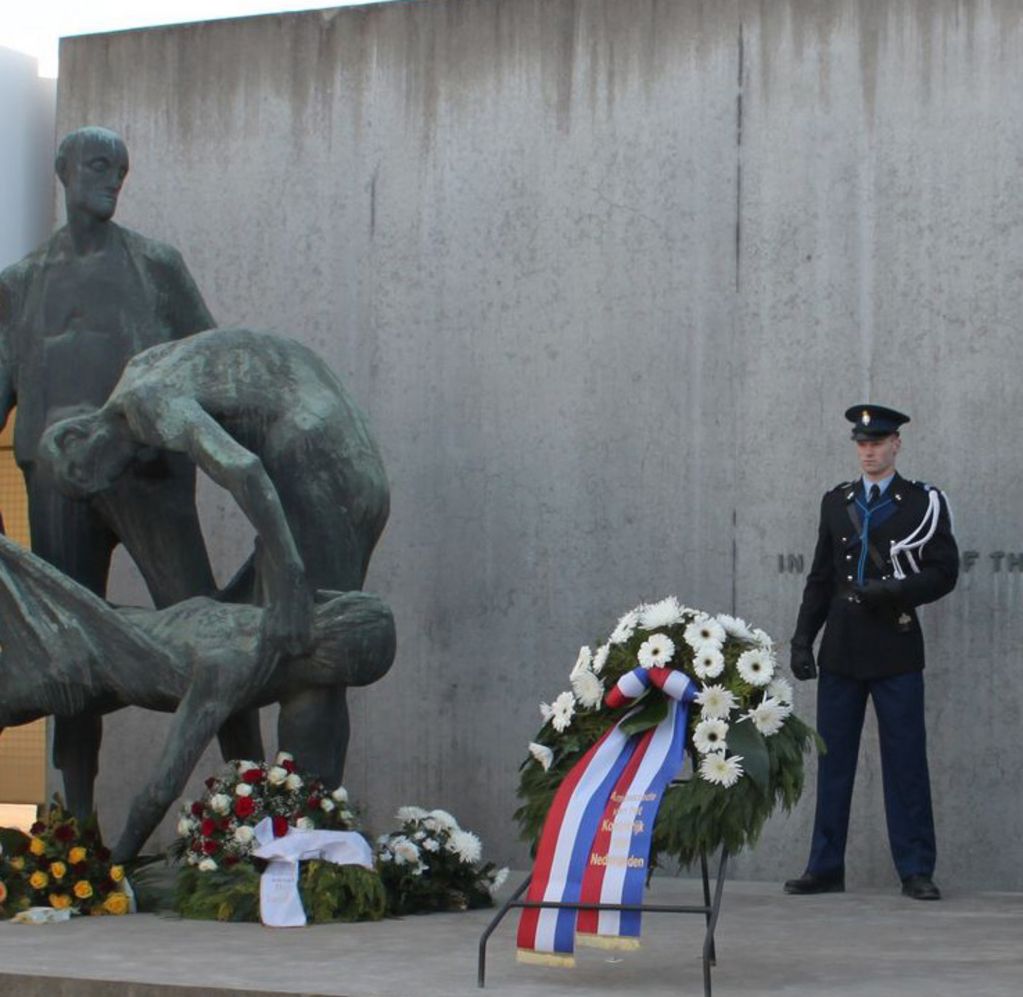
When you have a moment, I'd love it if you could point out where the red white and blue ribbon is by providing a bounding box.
[517,666,695,965]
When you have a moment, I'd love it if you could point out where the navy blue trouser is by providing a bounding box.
[807,669,936,881]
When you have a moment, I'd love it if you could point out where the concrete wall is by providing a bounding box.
[50,0,1023,889]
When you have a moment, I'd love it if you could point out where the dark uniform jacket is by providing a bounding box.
[794,473,958,679]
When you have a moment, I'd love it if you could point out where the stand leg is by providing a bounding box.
[700,852,716,966]
[477,875,532,988]
[701,850,729,997]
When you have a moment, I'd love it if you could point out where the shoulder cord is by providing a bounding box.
[890,488,948,579]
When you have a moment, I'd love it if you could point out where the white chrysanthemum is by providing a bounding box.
[235,783,253,797]
[284,773,303,791]
[637,633,675,669]
[422,837,440,852]
[694,684,738,720]
[692,645,725,679]
[236,760,260,774]
[176,817,194,837]
[699,753,744,788]
[539,701,554,722]
[492,867,509,890]
[551,691,576,732]
[320,798,336,813]
[716,613,755,641]
[767,676,794,705]
[396,805,429,823]
[746,697,792,737]
[296,816,315,831]
[198,857,218,872]
[528,742,554,771]
[609,609,640,645]
[267,765,288,786]
[209,793,232,815]
[737,648,775,687]
[571,668,604,709]
[391,836,421,865]
[693,718,729,754]
[447,828,483,864]
[684,615,726,651]
[234,825,255,845]
[639,596,684,630]
[751,628,774,650]
[331,786,349,804]
[428,809,459,831]
[592,644,610,674]
[570,645,592,679]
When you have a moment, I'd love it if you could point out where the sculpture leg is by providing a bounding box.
[25,469,117,818]
[277,685,350,788]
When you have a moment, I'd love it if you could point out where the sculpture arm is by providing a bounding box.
[155,246,215,337]
[0,277,19,431]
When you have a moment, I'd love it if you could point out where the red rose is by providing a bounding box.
[30,821,45,835]
[272,815,288,838]
[306,797,320,811]
[218,818,231,831]
[242,768,263,784]
[190,802,204,817]
[223,855,239,867]
[205,777,216,790]
[72,862,88,876]
[202,840,218,855]
[200,818,217,837]
[282,760,296,774]
[54,824,75,843]
[96,846,111,862]
[234,797,255,819]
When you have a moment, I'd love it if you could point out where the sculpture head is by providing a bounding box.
[39,408,140,498]
[55,127,129,224]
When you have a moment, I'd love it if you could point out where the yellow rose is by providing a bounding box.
[73,880,94,900]
[29,870,49,890]
[68,847,87,865]
[49,861,67,880]
[102,892,130,916]
[0,880,8,904]
[109,865,125,883]
[49,893,72,910]
[29,838,46,856]
[9,856,25,871]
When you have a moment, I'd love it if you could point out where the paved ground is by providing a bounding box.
[0,876,1020,996]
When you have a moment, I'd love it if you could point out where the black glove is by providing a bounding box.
[857,578,904,608]
[790,636,817,681]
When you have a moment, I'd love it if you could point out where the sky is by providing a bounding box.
[0,1,399,78]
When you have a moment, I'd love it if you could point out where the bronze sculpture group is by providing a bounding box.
[0,127,394,858]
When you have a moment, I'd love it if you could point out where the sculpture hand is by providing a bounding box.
[790,637,817,681]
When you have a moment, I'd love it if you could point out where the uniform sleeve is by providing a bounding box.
[793,493,834,642]
[896,490,959,606]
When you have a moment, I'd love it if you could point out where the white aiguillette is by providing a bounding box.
[251,817,374,927]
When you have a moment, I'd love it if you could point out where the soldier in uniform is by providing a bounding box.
[784,404,958,901]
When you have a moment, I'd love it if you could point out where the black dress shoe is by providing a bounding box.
[783,872,845,895]
[901,875,941,901]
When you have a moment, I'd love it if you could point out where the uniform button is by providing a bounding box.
[841,536,848,542]
[846,575,853,581]
[845,554,852,560]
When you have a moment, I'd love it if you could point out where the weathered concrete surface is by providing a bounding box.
[49,0,1023,890]
[1,877,1021,996]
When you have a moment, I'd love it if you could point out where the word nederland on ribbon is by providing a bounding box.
[516,666,696,966]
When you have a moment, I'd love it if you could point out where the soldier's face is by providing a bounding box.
[62,137,129,222]
[856,434,900,480]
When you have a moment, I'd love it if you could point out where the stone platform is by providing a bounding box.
[0,876,1020,996]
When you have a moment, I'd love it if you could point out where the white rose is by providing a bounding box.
[236,760,259,774]
[235,783,253,797]
[210,794,232,815]
[267,766,288,786]
[320,798,336,813]
[284,773,303,791]
[275,751,294,765]
[234,825,255,845]
[198,858,218,872]
[177,817,194,837]
[295,816,315,831]
[331,786,348,804]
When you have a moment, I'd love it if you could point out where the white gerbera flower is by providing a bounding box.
[235,783,253,797]
[320,798,336,813]
[716,613,755,641]
[571,668,604,709]
[209,793,232,815]
[751,627,774,650]
[428,809,459,831]
[198,857,218,872]
[528,742,554,771]
[637,633,675,669]
[551,691,576,732]
[609,609,640,645]
[684,615,726,651]
[746,697,792,737]
[570,645,592,679]
[234,825,255,845]
[699,753,744,788]
[422,837,440,852]
[296,816,315,831]
[767,676,794,705]
[492,867,509,890]
[267,765,288,786]
[331,786,349,804]
[447,829,483,864]
[592,644,610,674]
[692,645,725,679]
[639,596,684,630]
[177,817,194,837]
[694,684,738,720]
[284,773,303,791]
[693,718,729,754]
[391,836,421,865]
[396,805,429,823]
[737,648,775,687]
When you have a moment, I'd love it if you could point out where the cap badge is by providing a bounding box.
[861,410,871,425]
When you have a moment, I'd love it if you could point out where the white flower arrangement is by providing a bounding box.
[637,633,675,668]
